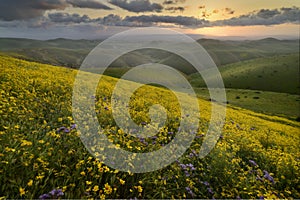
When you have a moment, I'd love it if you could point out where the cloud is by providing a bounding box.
[0,0,112,21]
[109,0,163,13]
[48,13,91,24]
[213,7,300,26]
[123,15,207,27]
[224,8,235,15]
[2,6,299,30]
[163,0,186,5]
[66,0,112,10]
[165,6,185,13]
[46,12,207,27]
[0,0,68,21]
[256,9,280,19]
[47,13,125,26]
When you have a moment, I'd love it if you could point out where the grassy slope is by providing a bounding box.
[190,54,300,94]
[0,55,299,198]
[195,88,300,120]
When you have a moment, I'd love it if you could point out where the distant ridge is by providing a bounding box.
[0,37,299,70]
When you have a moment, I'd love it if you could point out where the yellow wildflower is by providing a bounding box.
[100,194,105,200]
[27,180,33,187]
[86,181,92,185]
[93,185,99,192]
[104,183,112,194]
[19,187,25,196]
[119,179,125,185]
[80,171,86,176]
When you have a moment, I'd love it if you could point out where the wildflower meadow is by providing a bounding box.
[0,55,299,199]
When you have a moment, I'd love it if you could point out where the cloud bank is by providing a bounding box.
[212,7,300,26]
[0,2,298,29]
[109,0,163,13]
[0,0,112,21]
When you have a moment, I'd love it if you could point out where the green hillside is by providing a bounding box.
[195,88,300,120]
[0,55,299,199]
[190,54,300,94]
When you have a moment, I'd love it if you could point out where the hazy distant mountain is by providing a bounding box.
[0,37,298,73]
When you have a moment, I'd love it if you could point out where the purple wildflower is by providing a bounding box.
[151,135,157,140]
[186,163,196,170]
[263,170,275,184]
[168,131,173,135]
[186,163,193,168]
[64,128,70,133]
[139,138,145,143]
[184,171,190,177]
[207,187,214,194]
[185,187,195,196]
[39,194,51,199]
[203,181,210,186]
[259,196,264,199]
[141,122,147,125]
[57,126,66,132]
[70,124,77,130]
[249,160,258,166]
[256,176,263,182]
[179,164,187,170]
[104,106,109,110]
[49,189,64,197]
[189,150,197,158]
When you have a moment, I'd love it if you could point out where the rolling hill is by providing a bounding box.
[189,54,300,94]
[0,37,298,72]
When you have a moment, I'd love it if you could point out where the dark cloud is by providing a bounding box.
[201,10,211,18]
[123,15,207,27]
[66,0,112,10]
[257,9,280,19]
[48,13,125,26]
[0,0,112,21]
[224,8,235,15]
[48,13,91,24]
[213,7,300,26]
[165,6,185,13]
[163,0,186,5]
[109,0,163,13]
[0,0,68,21]
[47,12,207,27]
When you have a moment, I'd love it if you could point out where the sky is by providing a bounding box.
[0,0,299,40]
